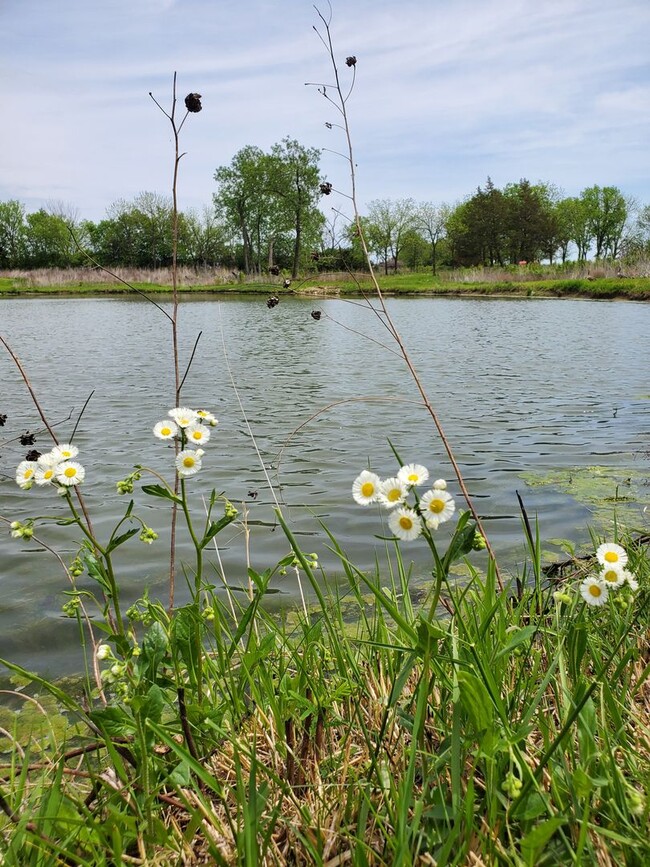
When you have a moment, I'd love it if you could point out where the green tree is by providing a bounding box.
[564,197,593,262]
[267,138,324,278]
[213,146,276,275]
[364,198,416,274]
[503,180,556,264]
[0,200,27,267]
[24,209,77,267]
[415,202,450,275]
[580,185,629,259]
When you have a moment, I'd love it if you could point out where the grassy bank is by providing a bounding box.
[0,519,648,865]
[2,272,650,301]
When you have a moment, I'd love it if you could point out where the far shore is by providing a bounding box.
[1,273,649,301]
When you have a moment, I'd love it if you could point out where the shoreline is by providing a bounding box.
[1,275,650,301]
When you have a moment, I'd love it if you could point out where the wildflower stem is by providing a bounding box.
[313,8,502,589]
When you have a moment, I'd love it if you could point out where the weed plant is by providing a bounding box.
[0,8,648,866]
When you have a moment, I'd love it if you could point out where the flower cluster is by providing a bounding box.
[15,443,85,491]
[352,463,456,541]
[153,407,217,479]
[578,542,639,607]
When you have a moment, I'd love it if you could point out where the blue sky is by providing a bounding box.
[2,0,649,223]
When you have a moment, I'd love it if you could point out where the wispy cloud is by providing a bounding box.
[1,0,649,220]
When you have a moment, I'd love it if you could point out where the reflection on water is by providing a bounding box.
[1,295,649,675]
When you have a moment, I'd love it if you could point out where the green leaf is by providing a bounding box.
[443,512,475,570]
[141,483,181,505]
[105,527,139,554]
[199,512,238,549]
[82,552,112,596]
[88,705,134,738]
[520,817,566,865]
[456,670,494,733]
[140,621,169,681]
[416,616,448,656]
[494,625,536,660]
[138,684,164,724]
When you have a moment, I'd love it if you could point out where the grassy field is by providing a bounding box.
[2,270,650,301]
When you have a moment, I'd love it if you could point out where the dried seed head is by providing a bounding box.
[20,432,36,446]
[269,264,280,276]
[311,310,322,321]
[345,56,357,67]
[184,93,202,112]
[266,296,279,309]
[25,449,41,462]
[319,182,333,195]
[0,413,7,426]
[283,278,292,289]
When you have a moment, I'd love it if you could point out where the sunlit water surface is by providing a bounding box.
[1,295,648,676]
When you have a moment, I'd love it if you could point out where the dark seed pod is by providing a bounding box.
[0,413,6,427]
[345,56,357,67]
[184,93,202,112]
[269,264,280,276]
[283,279,292,289]
[25,449,41,462]
[20,432,36,446]
[319,182,333,195]
[311,310,322,321]
[266,296,279,309]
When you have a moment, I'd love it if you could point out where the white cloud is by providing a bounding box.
[1,0,649,219]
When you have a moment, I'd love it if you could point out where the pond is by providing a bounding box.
[1,294,649,677]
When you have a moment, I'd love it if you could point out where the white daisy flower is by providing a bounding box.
[352,471,381,506]
[596,543,628,569]
[433,479,448,490]
[378,477,409,508]
[176,449,203,477]
[37,451,59,467]
[184,423,211,446]
[600,564,626,589]
[34,463,59,486]
[388,507,423,541]
[153,420,178,440]
[419,489,456,529]
[621,570,638,591]
[16,460,37,489]
[51,443,79,462]
[56,461,85,486]
[168,407,198,428]
[397,463,429,486]
[580,576,609,606]
[196,409,218,426]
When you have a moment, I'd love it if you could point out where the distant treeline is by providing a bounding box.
[2,142,649,275]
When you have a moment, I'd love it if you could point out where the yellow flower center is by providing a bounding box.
[25,469,34,479]
[588,584,602,597]
[183,457,196,468]
[44,469,53,479]
[192,431,202,440]
[603,569,618,583]
[361,482,374,497]
[408,473,418,482]
[161,426,171,436]
[429,498,444,513]
[387,489,401,502]
[64,467,77,478]
[604,551,619,563]
[399,516,413,531]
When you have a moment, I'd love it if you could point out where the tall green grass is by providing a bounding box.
[0,514,647,865]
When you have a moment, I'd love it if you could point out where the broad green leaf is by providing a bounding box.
[141,483,181,504]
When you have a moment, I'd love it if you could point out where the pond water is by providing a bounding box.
[1,295,649,677]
